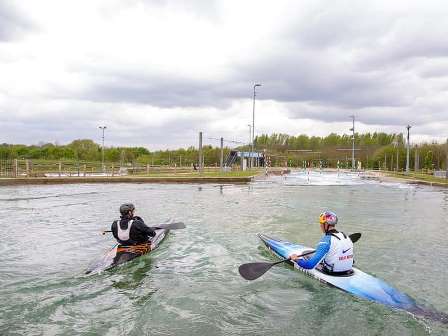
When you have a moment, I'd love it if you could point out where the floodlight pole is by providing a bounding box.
[220,137,224,172]
[99,126,107,173]
[252,83,261,169]
[349,115,355,170]
[247,124,251,168]
[406,125,411,173]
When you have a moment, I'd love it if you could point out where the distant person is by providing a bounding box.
[290,211,354,275]
[193,163,197,170]
[111,203,156,246]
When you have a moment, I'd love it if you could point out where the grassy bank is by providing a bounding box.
[384,171,448,186]
[0,169,264,186]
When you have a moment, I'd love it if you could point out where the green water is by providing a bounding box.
[1,173,447,335]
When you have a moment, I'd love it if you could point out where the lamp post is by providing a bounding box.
[392,138,399,171]
[406,125,411,173]
[349,115,355,170]
[99,126,106,173]
[247,124,251,168]
[252,83,262,168]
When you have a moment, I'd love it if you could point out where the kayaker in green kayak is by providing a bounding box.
[290,211,354,276]
[111,203,156,245]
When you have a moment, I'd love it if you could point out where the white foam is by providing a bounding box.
[274,170,381,186]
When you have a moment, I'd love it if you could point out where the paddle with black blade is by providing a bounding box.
[101,221,185,235]
[238,232,361,281]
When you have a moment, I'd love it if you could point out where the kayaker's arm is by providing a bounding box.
[293,236,331,269]
[134,220,156,238]
[110,220,118,241]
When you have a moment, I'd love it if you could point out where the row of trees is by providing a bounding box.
[0,140,149,163]
[254,133,447,170]
[255,132,400,151]
[0,139,230,167]
[1,132,446,170]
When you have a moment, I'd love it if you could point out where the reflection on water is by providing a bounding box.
[111,258,154,291]
[0,175,447,335]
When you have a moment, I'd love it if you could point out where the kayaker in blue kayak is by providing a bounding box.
[111,203,156,245]
[290,211,354,275]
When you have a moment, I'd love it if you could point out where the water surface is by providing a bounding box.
[1,172,447,335]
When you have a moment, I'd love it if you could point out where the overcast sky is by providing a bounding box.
[1,0,448,149]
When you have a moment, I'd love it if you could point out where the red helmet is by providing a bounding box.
[319,211,338,225]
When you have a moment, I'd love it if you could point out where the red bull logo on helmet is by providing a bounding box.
[319,211,338,225]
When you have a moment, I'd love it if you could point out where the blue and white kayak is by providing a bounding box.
[258,233,418,312]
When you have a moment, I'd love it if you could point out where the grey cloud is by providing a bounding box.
[417,60,448,79]
[284,2,390,51]
[70,50,412,111]
[99,0,220,22]
[0,1,34,41]
[66,3,435,112]
[241,62,411,109]
[1,111,205,148]
[286,101,448,127]
[81,76,229,108]
[0,96,213,148]
[62,64,239,108]
[2,0,448,147]
[289,2,448,70]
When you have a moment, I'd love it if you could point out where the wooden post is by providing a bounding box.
[58,162,62,177]
[111,163,114,176]
[26,160,30,177]
[83,164,86,177]
[146,164,150,175]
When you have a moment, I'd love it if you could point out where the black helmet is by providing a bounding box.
[120,203,135,215]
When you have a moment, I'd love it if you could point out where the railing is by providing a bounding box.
[0,159,14,177]
[0,159,226,178]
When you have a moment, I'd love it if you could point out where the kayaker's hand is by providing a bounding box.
[289,254,300,261]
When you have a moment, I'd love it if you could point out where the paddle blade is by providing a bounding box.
[239,262,276,281]
[151,222,186,230]
[349,232,361,243]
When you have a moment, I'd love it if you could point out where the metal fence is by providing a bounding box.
[0,159,14,177]
[0,159,223,178]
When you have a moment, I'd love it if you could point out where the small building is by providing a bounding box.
[225,150,265,170]
[434,171,447,179]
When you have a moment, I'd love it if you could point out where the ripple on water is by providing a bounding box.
[0,179,447,335]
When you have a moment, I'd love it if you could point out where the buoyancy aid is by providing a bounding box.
[116,219,134,244]
[323,231,354,272]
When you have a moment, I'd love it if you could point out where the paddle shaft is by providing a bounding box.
[270,232,360,266]
[270,249,318,266]
[101,221,185,235]
[238,232,361,281]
